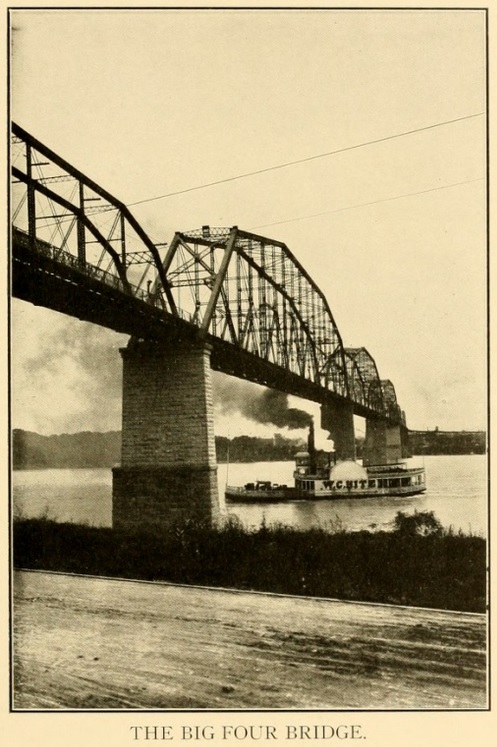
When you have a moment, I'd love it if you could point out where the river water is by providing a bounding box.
[12,454,487,536]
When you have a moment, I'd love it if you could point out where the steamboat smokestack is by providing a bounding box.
[307,420,317,474]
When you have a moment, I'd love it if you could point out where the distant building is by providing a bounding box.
[408,429,486,455]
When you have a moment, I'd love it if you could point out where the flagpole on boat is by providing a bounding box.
[225,430,230,488]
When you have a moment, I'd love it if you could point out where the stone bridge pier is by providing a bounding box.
[362,420,410,466]
[320,398,411,466]
[112,337,220,532]
[320,399,356,462]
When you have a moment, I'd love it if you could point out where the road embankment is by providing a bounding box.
[13,570,487,710]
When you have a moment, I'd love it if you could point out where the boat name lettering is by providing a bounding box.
[323,480,369,490]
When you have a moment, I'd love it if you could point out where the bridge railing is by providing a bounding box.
[13,226,196,325]
[14,226,126,293]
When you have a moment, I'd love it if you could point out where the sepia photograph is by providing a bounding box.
[7,2,488,729]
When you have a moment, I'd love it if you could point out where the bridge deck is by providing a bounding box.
[13,570,486,710]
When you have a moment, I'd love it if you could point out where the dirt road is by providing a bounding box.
[13,570,487,710]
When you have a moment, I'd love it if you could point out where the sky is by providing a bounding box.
[10,8,487,438]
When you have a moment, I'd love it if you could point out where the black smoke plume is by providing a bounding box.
[245,389,312,429]
[212,372,312,430]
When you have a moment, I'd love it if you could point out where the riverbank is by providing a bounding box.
[13,513,486,612]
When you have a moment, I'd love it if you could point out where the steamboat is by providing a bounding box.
[225,423,425,503]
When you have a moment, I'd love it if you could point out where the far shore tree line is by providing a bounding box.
[12,427,486,470]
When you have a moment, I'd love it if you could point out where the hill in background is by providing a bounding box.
[12,430,122,469]
[12,429,305,470]
[12,428,486,470]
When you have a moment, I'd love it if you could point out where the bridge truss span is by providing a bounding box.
[11,122,176,311]
[152,226,349,397]
[11,123,406,425]
[341,347,385,414]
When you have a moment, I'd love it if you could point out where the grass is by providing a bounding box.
[13,511,487,613]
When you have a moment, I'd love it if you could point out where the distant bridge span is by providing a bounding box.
[11,123,404,426]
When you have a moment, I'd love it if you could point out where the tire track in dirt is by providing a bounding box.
[13,570,487,710]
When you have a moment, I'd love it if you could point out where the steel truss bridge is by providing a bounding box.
[11,123,405,426]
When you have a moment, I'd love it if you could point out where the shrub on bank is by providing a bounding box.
[13,512,487,613]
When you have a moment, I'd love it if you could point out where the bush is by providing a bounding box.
[393,509,444,537]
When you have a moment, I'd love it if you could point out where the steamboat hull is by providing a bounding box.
[225,481,426,503]
[225,463,426,504]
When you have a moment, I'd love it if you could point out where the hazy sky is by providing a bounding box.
[10,8,487,437]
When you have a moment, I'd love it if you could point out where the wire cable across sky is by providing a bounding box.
[127,111,484,208]
[250,176,485,231]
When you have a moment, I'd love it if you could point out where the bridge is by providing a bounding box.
[11,122,410,528]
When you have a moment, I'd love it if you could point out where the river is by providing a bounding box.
[13,454,487,536]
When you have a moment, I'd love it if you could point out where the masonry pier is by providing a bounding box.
[112,338,220,531]
[363,420,406,466]
[321,399,356,461]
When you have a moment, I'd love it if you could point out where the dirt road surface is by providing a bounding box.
[13,570,487,710]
